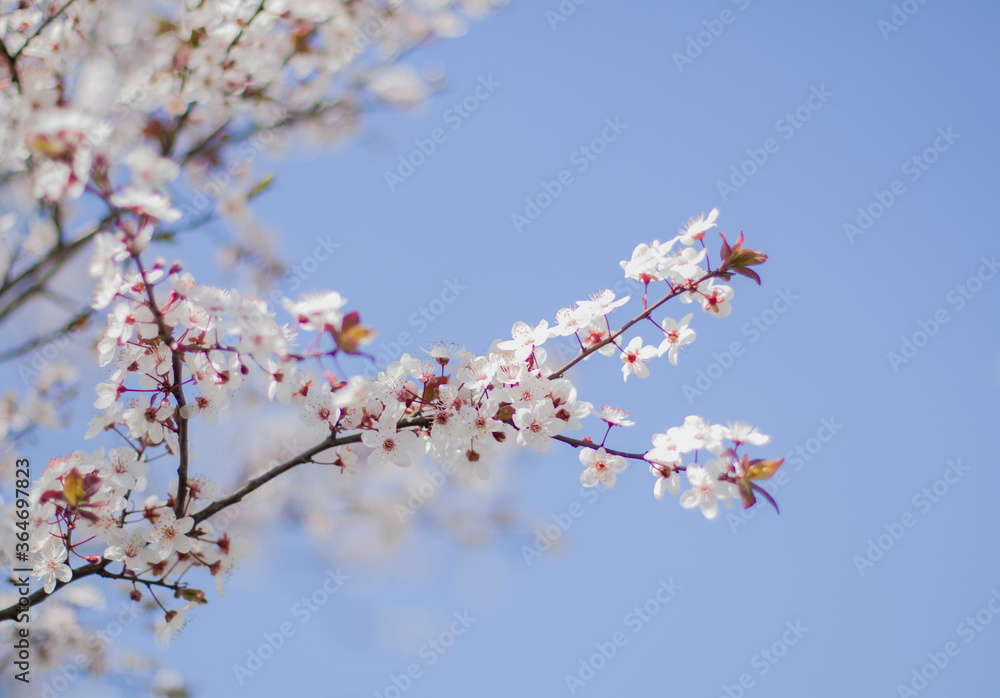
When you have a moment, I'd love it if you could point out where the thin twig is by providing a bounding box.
[549,270,722,379]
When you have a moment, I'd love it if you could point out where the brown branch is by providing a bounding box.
[0,223,105,303]
[552,434,652,462]
[0,559,110,623]
[178,119,231,166]
[192,434,349,524]
[193,415,433,524]
[95,568,185,593]
[131,254,192,518]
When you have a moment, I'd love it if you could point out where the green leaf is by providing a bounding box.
[247,174,275,201]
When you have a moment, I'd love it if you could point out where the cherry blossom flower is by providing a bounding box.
[620,242,667,282]
[361,410,419,467]
[123,400,175,444]
[26,110,94,201]
[549,305,589,337]
[578,289,629,318]
[549,380,591,431]
[110,187,182,223]
[594,405,635,427]
[180,391,231,426]
[700,281,735,318]
[174,475,221,504]
[620,337,657,381]
[579,447,627,488]
[300,382,341,434]
[580,319,617,357]
[325,446,360,474]
[103,446,150,491]
[156,603,198,647]
[125,148,180,188]
[84,406,124,439]
[679,460,736,520]
[265,359,299,405]
[149,511,195,560]
[726,421,771,447]
[209,534,254,597]
[645,432,684,466]
[283,291,346,332]
[368,65,428,107]
[104,527,158,573]
[650,464,681,500]
[671,246,709,279]
[513,402,561,452]
[94,379,126,409]
[657,313,696,365]
[679,208,719,245]
[32,540,73,594]
[669,416,728,455]
[497,320,550,361]
[501,372,550,407]
[423,342,464,364]
[456,354,496,391]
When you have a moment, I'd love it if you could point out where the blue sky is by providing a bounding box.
[10,0,1000,696]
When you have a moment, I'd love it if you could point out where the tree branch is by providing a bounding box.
[548,270,722,380]
[0,559,110,623]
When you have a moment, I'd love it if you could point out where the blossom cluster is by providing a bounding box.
[6,200,779,641]
[10,204,778,625]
